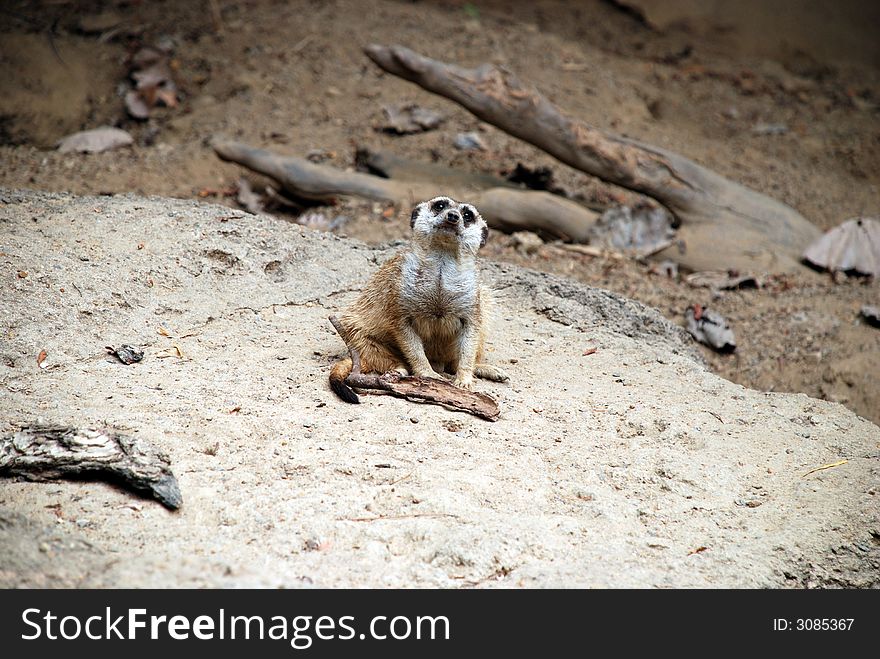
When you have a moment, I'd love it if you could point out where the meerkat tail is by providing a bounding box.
[329,357,359,404]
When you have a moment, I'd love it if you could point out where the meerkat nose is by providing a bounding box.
[444,210,461,224]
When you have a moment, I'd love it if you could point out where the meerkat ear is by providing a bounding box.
[480,225,488,248]
[410,205,420,228]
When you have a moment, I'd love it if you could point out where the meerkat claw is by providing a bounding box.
[453,375,475,390]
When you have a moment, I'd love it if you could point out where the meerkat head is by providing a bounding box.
[409,196,488,254]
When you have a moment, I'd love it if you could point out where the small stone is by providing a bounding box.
[453,131,487,150]
[510,231,543,255]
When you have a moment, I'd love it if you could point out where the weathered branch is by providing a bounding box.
[356,147,513,190]
[214,140,598,242]
[328,315,500,421]
[0,425,182,509]
[364,44,821,272]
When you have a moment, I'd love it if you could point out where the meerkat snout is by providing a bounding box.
[443,209,461,225]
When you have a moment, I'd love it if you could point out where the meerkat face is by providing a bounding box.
[409,196,488,253]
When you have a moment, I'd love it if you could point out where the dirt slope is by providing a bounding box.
[1,190,877,588]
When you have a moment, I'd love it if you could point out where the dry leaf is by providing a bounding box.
[36,350,48,368]
[380,104,444,134]
[106,344,144,365]
[57,127,134,154]
[686,306,736,353]
[124,90,151,120]
[803,217,880,276]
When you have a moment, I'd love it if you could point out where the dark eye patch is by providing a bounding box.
[431,199,449,213]
[462,207,475,223]
[410,206,420,228]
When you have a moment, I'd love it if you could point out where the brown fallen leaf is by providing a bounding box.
[36,350,48,368]
[228,406,241,414]
[688,546,708,556]
[197,186,236,198]
[154,87,178,108]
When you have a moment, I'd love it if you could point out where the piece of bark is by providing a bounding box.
[0,425,182,509]
[364,44,821,273]
[685,270,761,290]
[328,315,500,421]
[214,140,599,241]
[588,204,676,257]
[348,371,500,421]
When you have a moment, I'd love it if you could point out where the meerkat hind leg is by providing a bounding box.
[357,339,405,376]
[475,363,509,382]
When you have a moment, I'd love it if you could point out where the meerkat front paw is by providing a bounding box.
[413,367,449,382]
[453,373,475,390]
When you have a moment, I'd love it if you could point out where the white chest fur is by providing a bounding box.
[400,251,478,322]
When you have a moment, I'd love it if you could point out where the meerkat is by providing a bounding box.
[329,196,509,403]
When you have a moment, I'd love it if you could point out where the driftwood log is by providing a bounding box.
[0,425,182,509]
[365,44,822,273]
[329,316,500,421]
[214,140,598,242]
[357,147,513,191]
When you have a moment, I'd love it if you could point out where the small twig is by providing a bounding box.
[339,513,458,522]
[292,34,314,55]
[329,315,360,374]
[47,19,67,68]
[802,459,847,478]
[208,0,223,33]
[390,472,412,486]
[553,243,627,261]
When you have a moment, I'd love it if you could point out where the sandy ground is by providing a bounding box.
[1,189,878,588]
[0,0,878,425]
